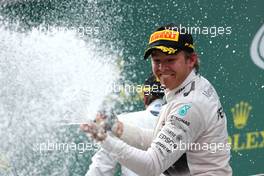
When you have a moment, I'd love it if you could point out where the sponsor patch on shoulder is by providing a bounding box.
[178,104,191,117]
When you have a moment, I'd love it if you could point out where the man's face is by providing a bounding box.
[151,50,196,90]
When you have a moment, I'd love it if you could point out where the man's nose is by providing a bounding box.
[159,62,168,72]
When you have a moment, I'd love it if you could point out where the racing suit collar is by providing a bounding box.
[165,69,197,103]
[146,99,164,116]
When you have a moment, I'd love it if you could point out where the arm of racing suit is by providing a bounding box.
[118,113,154,150]
[101,102,205,176]
[85,148,117,176]
[86,112,155,176]
[120,124,154,150]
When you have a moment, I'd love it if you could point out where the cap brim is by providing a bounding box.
[144,45,179,60]
[144,40,181,59]
[144,47,156,60]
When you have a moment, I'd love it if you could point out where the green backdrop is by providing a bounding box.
[0,0,263,175]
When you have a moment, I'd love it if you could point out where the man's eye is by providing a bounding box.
[167,59,175,63]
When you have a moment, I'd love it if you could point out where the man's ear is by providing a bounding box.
[189,52,198,67]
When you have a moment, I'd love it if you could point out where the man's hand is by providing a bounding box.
[80,112,107,141]
[80,111,124,141]
[80,122,107,141]
[111,120,124,138]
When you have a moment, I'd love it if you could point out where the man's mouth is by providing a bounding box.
[159,74,174,79]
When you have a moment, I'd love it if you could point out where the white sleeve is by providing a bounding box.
[120,124,154,150]
[85,148,117,176]
[121,166,139,176]
[101,103,205,176]
[117,112,154,150]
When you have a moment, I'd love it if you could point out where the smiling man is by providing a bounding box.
[81,24,232,176]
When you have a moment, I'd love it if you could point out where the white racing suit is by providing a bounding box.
[86,99,165,176]
[101,70,232,176]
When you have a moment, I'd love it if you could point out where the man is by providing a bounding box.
[81,24,232,176]
[86,74,166,176]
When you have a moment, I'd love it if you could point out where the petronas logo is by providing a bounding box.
[250,24,264,70]
[231,101,252,129]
